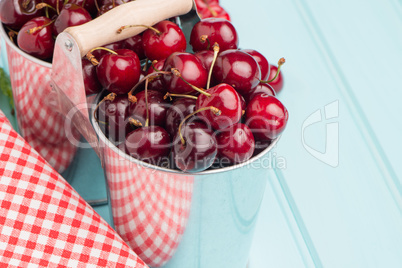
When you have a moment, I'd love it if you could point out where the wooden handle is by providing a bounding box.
[64,0,193,57]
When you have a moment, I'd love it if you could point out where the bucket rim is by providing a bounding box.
[91,91,281,176]
[0,23,52,69]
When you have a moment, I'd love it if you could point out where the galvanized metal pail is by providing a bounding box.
[92,92,279,267]
[0,25,78,173]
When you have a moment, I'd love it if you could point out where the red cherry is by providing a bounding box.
[267,64,284,93]
[213,49,261,96]
[165,98,196,138]
[141,20,186,61]
[173,121,217,172]
[96,94,132,143]
[52,3,92,36]
[244,83,276,103]
[245,94,288,141]
[82,59,102,95]
[146,59,166,92]
[122,34,146,60]
[163,52,208,94]
[190,18,238,52]
[194,50,214,70]
[128,89,168,127]
[17,16,55,60]
[125,126,171,165]
[217,123,255,164]
[96,49,141,95]
[196,83,242,130]
[242,49,270,81]
[0,0,43,30]
[199,4,230,21]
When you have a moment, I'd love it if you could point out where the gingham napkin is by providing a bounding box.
[0,110,148,268]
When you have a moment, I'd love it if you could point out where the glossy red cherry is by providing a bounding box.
[82,59,102,95]
[194,50,214,70]
[52,3,92,36]
[163,52,208,94]
[217,123,255,164]
[165,98,196,138]
[213,49,261,96]
[242,49,270,81]
[173,121,217,172]
[190,18,238,52]
[125,126,171,165]
[199,4,230,21]
[122,34,145,60]
[97,0,126,16]
[267,64,284,93]
[128,89,168,127]
[146,59,166,92]
[17,16,55,60]
[245,94,288,141]
[0,0,43,30]
[96,49,141,95]
[196,83,242,130]
[141,20,186,61]
[96,94,131,143]
[245,83,276,103]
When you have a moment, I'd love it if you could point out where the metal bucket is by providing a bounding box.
[0,25,78,173]
[92,92,279,268]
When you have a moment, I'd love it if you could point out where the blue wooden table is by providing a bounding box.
[1,0,401,266]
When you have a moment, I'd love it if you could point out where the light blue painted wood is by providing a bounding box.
[226,0,402,267]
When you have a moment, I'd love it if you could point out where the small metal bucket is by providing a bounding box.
[92,92,279,268]
[0,25,78,173]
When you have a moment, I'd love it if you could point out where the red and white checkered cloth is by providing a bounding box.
[5,42,78,173]
[0,110,148,268]
[102,139,194,267]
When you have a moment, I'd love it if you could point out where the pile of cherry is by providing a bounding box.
[0,0,288,173]
[90,18,288,173]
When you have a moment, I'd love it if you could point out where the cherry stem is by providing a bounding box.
[93,93,117,123]
[207,42,219,89]
[94,0,100,12]
[127,71,171,102]
[6,27,18,43]
[22,0,31,9]
[142,60,149,72]
[206,4,218,17]
[163,92,198,101]
[200,35,210,50]
[26,19,55,34]
[178,106,221,146]
[145,78,149,127]
[151,60,160,72]
[128,117,142,127]
[171,68,211,97]
[117,25,161,35]
[36,3,57,12]
[86,47,118,66]
[82,0,86,7]
[112,0,115,7]
[260,57,286,83]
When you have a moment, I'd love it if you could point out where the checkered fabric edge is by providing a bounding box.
[0,110,148,268]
